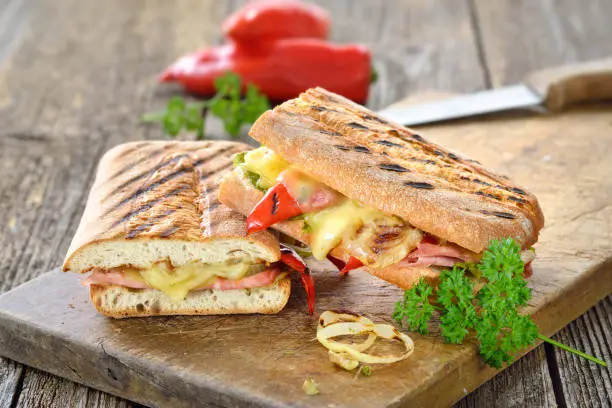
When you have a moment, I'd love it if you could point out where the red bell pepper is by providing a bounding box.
[246,183,302,234]
[280,244,315,315]
[338,256,364,275]
[222,0,329,45]
[326,255,364,275]
[326,255,346,271]
[159,39,371,103]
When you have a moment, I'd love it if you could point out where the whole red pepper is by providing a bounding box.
[222,0,329,45]
[159,39,371,103]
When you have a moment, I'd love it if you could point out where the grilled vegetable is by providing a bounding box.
[279,243,316,315]
[247,183,303,234]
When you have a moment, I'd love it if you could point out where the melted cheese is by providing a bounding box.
[139,262,252,303]
[241,147,289,189]
[305,200,408,263]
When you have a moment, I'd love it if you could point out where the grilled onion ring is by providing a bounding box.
[317,312,414,365]
[318,310,377,352]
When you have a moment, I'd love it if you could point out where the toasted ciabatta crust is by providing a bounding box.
[90,276,291,318]
[63,141,280,273]
[247,88,544,253]
[220,171,441,289]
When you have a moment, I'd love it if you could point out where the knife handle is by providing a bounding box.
[525,58,612,112]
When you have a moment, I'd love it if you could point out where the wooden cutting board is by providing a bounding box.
[0,97,611,408]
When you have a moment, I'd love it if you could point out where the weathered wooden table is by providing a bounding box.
[0,1,610,407]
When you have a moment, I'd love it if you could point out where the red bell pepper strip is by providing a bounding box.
[280,244,315,315]
[326,255,346,271]
[325,255,363,276]
[338,256,364,276]
[222,0,330,45]
[246,183,302,234]
[159,38,371,103]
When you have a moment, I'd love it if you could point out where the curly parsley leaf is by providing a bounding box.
[393,238,607,368]
[437,267,476,344]
[393,278,435,335]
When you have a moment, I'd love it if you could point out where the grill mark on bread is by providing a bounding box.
[197,161,234,181]
[115,142,148,158]
[480,210,516,220]
[105,146,227,202]
[362,114,388,125]
[353,145,370,153]
[108,145,174,180]
[410,157,436,165]
[193,146,236,167]
[347,122,369,130]
[110,184,191,229]
[334,145,350,151]
[508,196,527,204]
[412,134,425,142]
[320,129,342,136]
[125,209,177,239]
[405,181,434,189]
[379,163,409,172]
[376,140,403,148]
[159,225,179,238]
[104,153,191,201]
[104,163,195,216]
[473,178,491,186]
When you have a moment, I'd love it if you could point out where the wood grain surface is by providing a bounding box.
[0,0,611,407]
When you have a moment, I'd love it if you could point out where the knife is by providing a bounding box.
[378,57,612,126]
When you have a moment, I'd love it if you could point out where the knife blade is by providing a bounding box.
[378,57,612,126]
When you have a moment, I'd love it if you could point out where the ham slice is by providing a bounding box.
[401,242,479,267]
[400,242,536,276]
[82,270,149,289]
[83,267,281,291]
[206,267,280,290]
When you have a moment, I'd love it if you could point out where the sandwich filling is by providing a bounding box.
[83,260,283,302]
[233,147,535,274]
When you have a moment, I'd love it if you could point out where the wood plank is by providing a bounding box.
[455,347,555,408]
[15,368,138,408]
[0,0,492,406]
[0,358,23,408]
[552,297,612,408]
[472,1,612,406]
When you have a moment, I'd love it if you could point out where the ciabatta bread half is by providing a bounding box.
[247,88,544,253]
[64,141,289,317]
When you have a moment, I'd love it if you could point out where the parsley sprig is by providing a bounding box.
[393,238,607,368]
[141,72,270,139]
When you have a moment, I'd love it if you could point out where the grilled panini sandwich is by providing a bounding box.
[63,141,291,318]
[219,88,544,289]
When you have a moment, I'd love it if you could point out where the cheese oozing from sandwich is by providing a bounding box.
[235,147,425,268]
[86,260,275,303]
